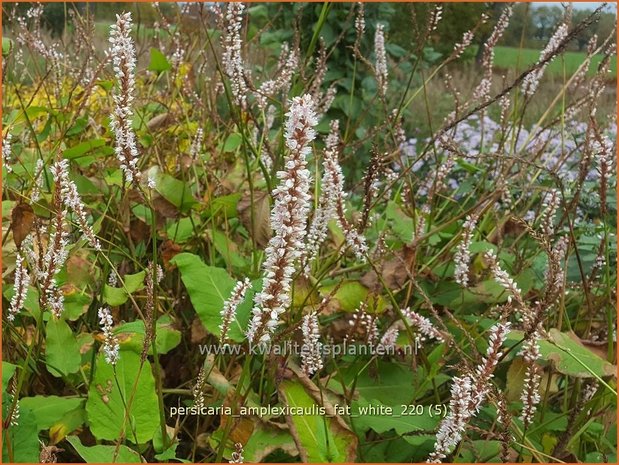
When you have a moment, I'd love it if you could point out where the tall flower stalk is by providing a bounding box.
[374,24,388,96]
[454,214,477,287]
[305,120,368,267]
[247,95,317,345]
[428,322,511,463]
[98,306,120,365]
[39,183,70,319]
[52,159,101,251]
[300,312,323,376]
[3,133,13,173]
[222,2,247,109]
[8,252,30,322]
[521,22,569,97]
[109,12,140,185]
[220,278,251,343]
[518,333,542,428]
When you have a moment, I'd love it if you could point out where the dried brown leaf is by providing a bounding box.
[237,190,271,247]
[11,202,35,248]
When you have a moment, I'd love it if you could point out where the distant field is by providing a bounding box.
[493,45,617,78]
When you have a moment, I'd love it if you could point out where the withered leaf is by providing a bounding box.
[361,245,415,291]
[146,113,172,131]
[129,218,151,244]
[12,202,35,248]
[161,240,182,269]
[190,316,208,344]
[152,195,179,219]
[237,190,271,247]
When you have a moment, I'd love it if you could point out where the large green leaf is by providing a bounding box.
[66,436,143,463]
[210,421,298,462]
[115,316,181,355]
[19,396,84,430]
[63,291,92,321]
[146,166,197,213]
[207,193,241,218]
[147,47,171,73]
[506,329,616,378]
[46,318,81,377]
[351,399,440,435]
[244,422,298,462]
[326,360,418,406]
[62,139,113,160]
[386,200,413,242]
[171,253,253,342]
[278,379,357,462]
[2,407,39,463]
[103,271,145,306]
[49,407,86,445]
[221,133,243,152]
[455,440,502,462]
[2,37,13,56]
[320,281,369,312]
[85,350,160,443]
[2,362,17,393]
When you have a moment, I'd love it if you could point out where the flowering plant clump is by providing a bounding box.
[1,3,616,464]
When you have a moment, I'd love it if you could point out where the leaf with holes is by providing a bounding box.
[85,350,160,443]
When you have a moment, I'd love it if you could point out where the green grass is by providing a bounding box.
[493,45,617,78]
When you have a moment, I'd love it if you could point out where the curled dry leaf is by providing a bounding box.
[360,245,415,291]
[11,202,35,248]
[237,190,271,247]
[161,239,182,269]
[146,112,172,131]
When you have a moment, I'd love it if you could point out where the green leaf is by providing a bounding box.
[103,271,145,306]
[62,139,107,159]
[455,440,502,462]
[154,445,179,462]
[124,271,147,292]
[326,360,418,406]
[66,436,143,463]
[147,47,171,73]
[2,362,17,393]
[86,350,160,443]
[385,43,408,58]
[171,253,252,342]
[351,399,440,435]
[222,133,243,152]
[278,379,357,462]
[166,217,196,243]
[2,37,13,56]
[63,291,92,321]
[211,229,248,269]
[243,422,298,462]
[247,4,269,19]
[146,166,197,213]
[506,329,616,379]
[386,201,413,242]
[320,281,369,312]
[19,396,84,430]
[401,435,438,460]
[46,318,81,377]
[210,421,298,462]
[207,193,241,218]
[102,286,128,306]
[66,117,88,137]
[49,407,87,444]
[115,316,181,355]
[2,407,39,462]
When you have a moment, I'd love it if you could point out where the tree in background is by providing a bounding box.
[533,5,563,40]
[390,2,488,59]
[503,3,534,48]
